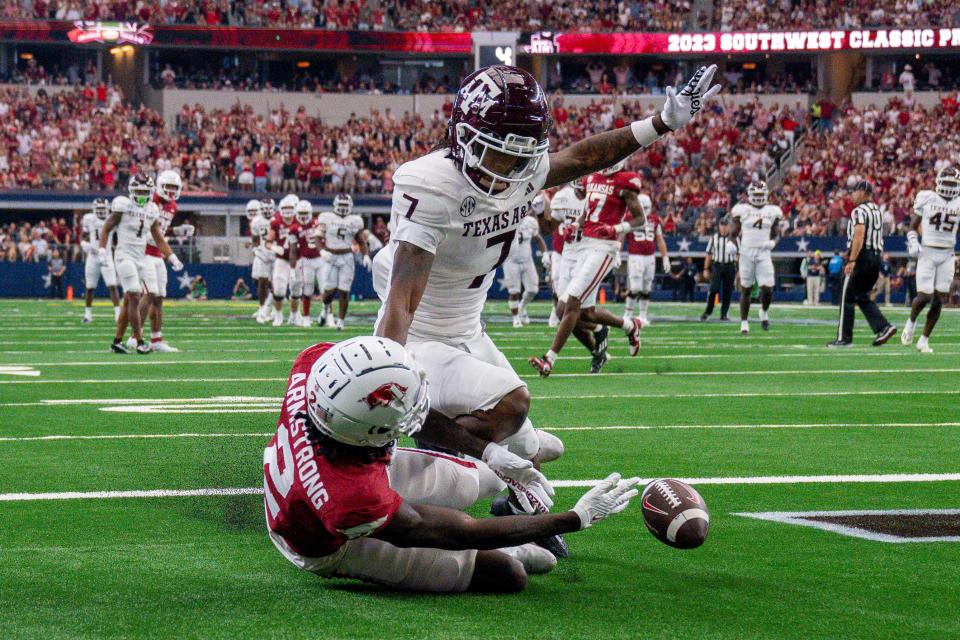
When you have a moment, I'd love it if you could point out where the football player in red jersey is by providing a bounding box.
[267,195,301,326]
[374,64,719,555]
[623,193,669,326]
[529,162,652,376]
[264,337,639,592]
[137,169,184,352]
[293,199,325,327]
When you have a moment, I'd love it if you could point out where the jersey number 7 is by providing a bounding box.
[468,230,516,289]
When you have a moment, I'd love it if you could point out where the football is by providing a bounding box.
[640,479,710,549]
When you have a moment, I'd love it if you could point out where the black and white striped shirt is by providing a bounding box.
[706,233,738,263]
[847,202,884,251]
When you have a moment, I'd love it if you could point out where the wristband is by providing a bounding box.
[907,230,918,243]
[614,221,631,234]
[630,118,663,148]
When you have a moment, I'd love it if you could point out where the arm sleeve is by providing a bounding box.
[390,174,451,255]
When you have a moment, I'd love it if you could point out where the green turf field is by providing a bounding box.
[1,298,959,640]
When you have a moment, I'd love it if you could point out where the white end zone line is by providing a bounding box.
[0,433,272,443]
[548,422,960,432]
[733,509,960,543]
[4,474,960,502]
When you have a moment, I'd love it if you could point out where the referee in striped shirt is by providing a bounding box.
[828,181,896,347]
[700,217,738,321]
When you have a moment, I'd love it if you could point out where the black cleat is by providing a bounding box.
[699,313,708,322]
[826,340,853,348]
[490,495,570,558]
[593,325,609,354]
[109,341,130,354]
[872,325,897,347]
[590,350,610,374]
[135,341,152,355]
[761,319,770,331]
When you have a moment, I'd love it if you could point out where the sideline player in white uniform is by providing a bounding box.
[503,207,547,328]
[546,179,584,326]
[318,194,369,330]
[99,174,182,354]
[902,167,960,352]
[138,169,184,352]
[374,64,719,556]
[247,200,275,323]
[622,193,669,326]
[293,199,327,327]
[80,198,120,323]
[730,180,782,334]
[267,195,301,327]
[264,337,639,592]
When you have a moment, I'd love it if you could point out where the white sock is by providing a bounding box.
[84,307,92,319]
[114,306,121,321]
[151,331,162,341]
[520,291,536,313]
[548,308,558,323]
[622,318,633,332]
[545,350,557,364]
[741,320,750,330]
[904,319,915,333]
[638,298,649,319]
[759,309,769,322]
[508,299,520,313]
[624,296,636,315]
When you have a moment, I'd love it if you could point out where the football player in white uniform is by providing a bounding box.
[373,64,719,556]
[99,174,183,354]
[504,205,547,328]
[318,194,369,330]
[730,180,782,334]
[247,200,275,323]
[80,198,120,324]
[545,179,584,327]
[138,169,184,352]
[902,168,960,352]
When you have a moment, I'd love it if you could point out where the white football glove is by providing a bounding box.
[572,473,641,530]
[97,247,108,263]
[660,64,721,132]
[541,252,552,270]
[362,254,372,270]
[482,442,555,513]
[907,231,920,258]
[80,240,91,254]
[761,240,776,251]
[167,254,183,272]
[272,243,285,256]
[662,255,671,272]
[612,250,622,269]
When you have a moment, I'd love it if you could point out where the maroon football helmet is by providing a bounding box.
[449,65,551,198]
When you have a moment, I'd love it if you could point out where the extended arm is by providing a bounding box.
[375,240,434,345]
[151,221,183,271]
[544,65,720,189]
[99,213,120,250]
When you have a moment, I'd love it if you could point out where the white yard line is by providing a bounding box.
[733,509,960,543]
[4,473,960,502]
[0,433,272,442]
[548,422,960,431]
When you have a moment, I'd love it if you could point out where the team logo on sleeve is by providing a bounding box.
[459,196,477,218]
[362,383,408,410]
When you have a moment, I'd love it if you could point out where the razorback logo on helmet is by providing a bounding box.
[362,382,408,410]
[459,71,502,117]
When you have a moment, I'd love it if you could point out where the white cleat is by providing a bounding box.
[151,341,179,353]
[740,321,750,335]
[299,316,313,328]
[125,336,137,350]
[512,316,523,329]
[501,543,557,575]
[900,324,914,345]
[272,311,284,327]
[334,318,344,331]
[917,343,933,353]
[520,312,530,325]
[250,309,260,319]
[325,312,336,328]
[82,317,92,324]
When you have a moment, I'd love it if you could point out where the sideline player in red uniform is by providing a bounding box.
[530,163,650,376]
[264,337,640,592]
[267,195,301,326]
[293,199,326,327]
[623,194,669,326]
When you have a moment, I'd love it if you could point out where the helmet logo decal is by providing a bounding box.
[459,71,502,118]
[362,383,408,410]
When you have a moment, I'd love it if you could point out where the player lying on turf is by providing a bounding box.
[901,167,960,353]
[264,337,639,592]
[373,64,719,554]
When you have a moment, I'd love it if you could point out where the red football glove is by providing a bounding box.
[595,224,618,240]
[561,222,579,243]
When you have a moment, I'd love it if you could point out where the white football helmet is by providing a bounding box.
[306,337,430,448]
[747,180,769,207]
[261,198,276,217]
[637,193,653,215]
[93,198,110,220]
[295,200,313,225]
[279,194,299,224]
[333,193,353,217]
[156,169,182,202]
[602,160,626,175]
[935,167,960,200]
[245,199,262,222]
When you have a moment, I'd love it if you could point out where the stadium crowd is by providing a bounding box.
[6,0,690,31]
[1,82,958,242]
[717,0,960,32]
